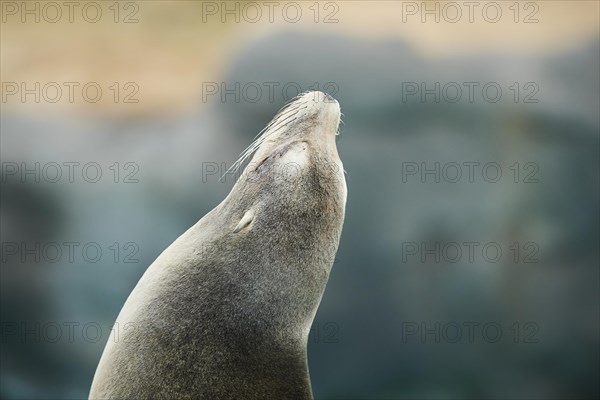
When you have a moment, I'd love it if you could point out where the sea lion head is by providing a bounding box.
[226,90,343,182]
[217,91,346,336]
[245,90,342,172]
[225,90,346,217]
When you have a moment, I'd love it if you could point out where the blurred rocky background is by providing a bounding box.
[1,1,598,399]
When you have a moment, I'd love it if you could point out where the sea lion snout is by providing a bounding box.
[300,91,341,129]
[300,90,337,104]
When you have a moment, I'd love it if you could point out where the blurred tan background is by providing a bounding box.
[2,1,599,116]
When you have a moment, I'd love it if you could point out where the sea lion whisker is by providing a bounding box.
[221,105,308,180]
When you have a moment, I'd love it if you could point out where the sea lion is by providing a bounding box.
[89,91,346,400]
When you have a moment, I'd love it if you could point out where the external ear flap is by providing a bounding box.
[233,209,255,233]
